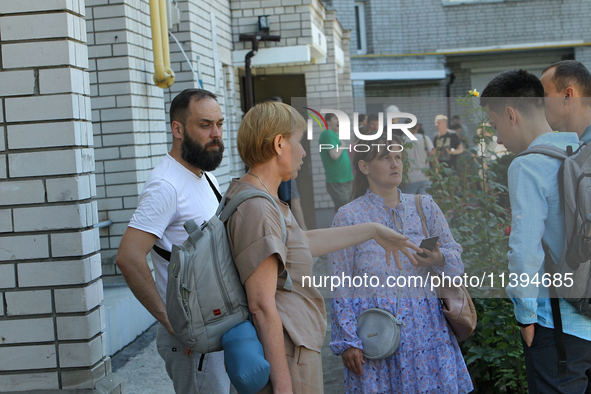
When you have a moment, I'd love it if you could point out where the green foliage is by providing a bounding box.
[461,298,527,393]
[425,93,527,392]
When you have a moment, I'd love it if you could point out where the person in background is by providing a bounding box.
[450,114,470,146]
[541,60,591,144]
[432,114,464,172]
[475,122,507,193]
[416,123,425,135]
[319,113,354,211]
[476,122,507,161]
[366,113,380,136]
[358,113,368,134]
[401,120,434,195]
[289,179,307,230]
[385,105,404,138]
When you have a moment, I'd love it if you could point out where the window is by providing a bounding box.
[354,1,367,55]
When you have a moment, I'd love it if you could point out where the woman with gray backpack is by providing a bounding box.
[223,101,422,394]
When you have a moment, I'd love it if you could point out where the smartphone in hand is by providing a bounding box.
[417,236,439,258]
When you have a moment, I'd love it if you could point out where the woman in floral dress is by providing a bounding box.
[329,136,473,393]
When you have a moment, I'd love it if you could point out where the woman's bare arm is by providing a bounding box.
[245,255,293,394]
[303,223,421,269]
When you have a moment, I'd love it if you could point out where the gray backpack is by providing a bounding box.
[517,142,591,315]
[166,189,291,354]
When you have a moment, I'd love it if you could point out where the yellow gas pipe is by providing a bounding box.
[149,0,175,88]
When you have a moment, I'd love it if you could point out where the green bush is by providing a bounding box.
[421,93,527,392]
[461,298,527,393]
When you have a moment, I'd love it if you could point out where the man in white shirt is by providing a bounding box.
[116,89,233,393]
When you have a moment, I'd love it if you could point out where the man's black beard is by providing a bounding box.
[181,134,224,172]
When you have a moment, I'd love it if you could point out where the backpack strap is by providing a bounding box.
[543,242,568,376]
[219,189,291,291]
[516,145,569,160]
[414,194,429,238]
[218,190,287,244]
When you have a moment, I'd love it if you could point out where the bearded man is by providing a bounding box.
[116,89,234,393]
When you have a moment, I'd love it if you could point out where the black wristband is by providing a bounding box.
[516,321,533,328]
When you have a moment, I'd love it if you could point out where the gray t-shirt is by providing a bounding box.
[405,134,433,183]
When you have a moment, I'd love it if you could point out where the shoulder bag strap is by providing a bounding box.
[204,173,222,202]
[152,244,171,262]
[414,194,429,238]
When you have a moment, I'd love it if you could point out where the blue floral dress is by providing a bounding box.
[329,190,473,394]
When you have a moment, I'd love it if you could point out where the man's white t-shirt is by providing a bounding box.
[405,134,434,183]
[128,154,221,303]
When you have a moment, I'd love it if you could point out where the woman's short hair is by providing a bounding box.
[238,102,307,168]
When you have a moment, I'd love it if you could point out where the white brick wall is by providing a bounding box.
[0,2,109,389]
[0,13,85,41]
[13,203,94,232]
[54,280,103,314]
[0,70,35,96]
[39,68,88,95]
[0,210,11,233]
[0,345,57,371]
[0,235,49,261]
[0,264,16,289]
[61,360,108,390]
[8,121,93,149]
[47,175,94,202]
[0,373,59,392]
[0,0,85,15]
[86,0,168,268]
[59,333,105,368]
[5,290,53,316]
[5,94,88,122]
[0,155,5,179]
[51,228,101,258]
[2,41,88,69]
[0,180,45,205]
[8,148,94,177]
[57,308,103,340]
[18,254,102,287]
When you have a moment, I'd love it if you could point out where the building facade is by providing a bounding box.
[331,0,591,140]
